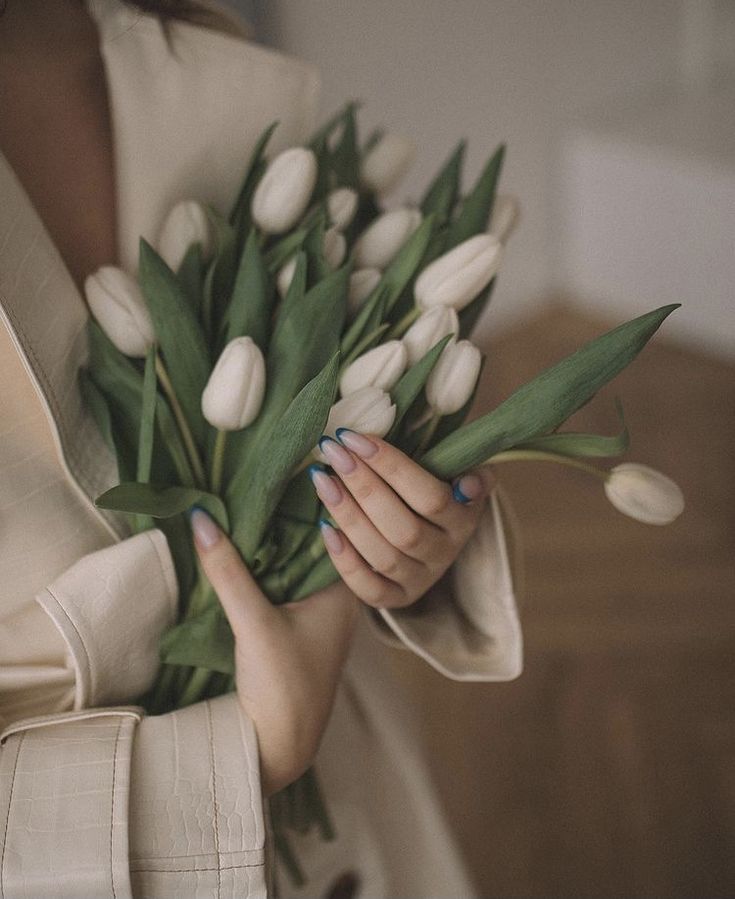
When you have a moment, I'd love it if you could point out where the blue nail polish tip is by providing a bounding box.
[452,481,470,504]
[307,463,324,480]
[188,503,206,517]
[335,427,354,443]
[318,434,336,450]
[318,518,332,530]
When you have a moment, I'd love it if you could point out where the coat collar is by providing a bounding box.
[0,0,319,535]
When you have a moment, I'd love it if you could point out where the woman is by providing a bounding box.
[0,0,522,895]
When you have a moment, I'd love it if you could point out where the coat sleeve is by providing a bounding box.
[364,486,524,682]
[0,531,271,898]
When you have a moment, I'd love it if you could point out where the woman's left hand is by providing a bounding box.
[311,430,495,609]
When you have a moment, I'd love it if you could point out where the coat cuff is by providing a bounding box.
[0,696,268,899]
[35,530,179,709]
[367,489,524,681]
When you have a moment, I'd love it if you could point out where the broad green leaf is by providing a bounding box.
[309,101,360,150]
[361,126,384,156]
[225,230,272,349]
[459,278,495,339]
[176,242,204,312]
[231,353,340,562]
[96,482,229,530]
[386,334,453,441]
[160,605,234,674]
[138,239,210,446]
[275,468,321,524]
[340,284,390,358]
[445,143,505,248]
[303,215,331,285]
[78,370,117,458]
[137,347,157,483]
[330,104,359,188]
[515,400,629,458]
[420,305,679,478]
[265,227,309,272]
[205,207,238,333]
[228,120,279,227]
[289,553,339,602]
[275,252,308,326]
[420,140,466,224]
[341,322,389,370]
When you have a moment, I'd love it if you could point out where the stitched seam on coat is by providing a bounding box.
[0,732,25,899]
[109,718,123,899]
[236,700,260,844]
[206,701,221,898]
[131,864,263,873]
[45,586,95,705]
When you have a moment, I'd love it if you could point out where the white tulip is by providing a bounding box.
[353,208,422,270]
[426,339,482,415]
[251,147,318,234]
[317,386,396,457]
[157,200,215,272]
[323,227,347,269]
[84,266,155,358]
[604,463,684,526]
[327,187,359,230]
[360,133,416,195]
[339,341,407,397]
[348,268,382,315]
[402,306,459,366]
[201,336,266,431]
[276,256,299,300]
[488,194,521,244]
[415,233,503,312]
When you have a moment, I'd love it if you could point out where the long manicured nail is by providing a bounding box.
[308,464,343,504]
[336,428,377,459]
[189,505,221,549]
[452,473,484,504]
[319,435,357,474]
[319,519,344,554]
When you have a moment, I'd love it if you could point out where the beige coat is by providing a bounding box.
[0,2,522,896]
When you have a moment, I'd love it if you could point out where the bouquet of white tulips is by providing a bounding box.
[81,103,683,881]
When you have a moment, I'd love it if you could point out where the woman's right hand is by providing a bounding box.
[190,508,359,797]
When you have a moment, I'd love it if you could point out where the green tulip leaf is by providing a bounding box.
[420,140,466,225]
[515,400,629,458]
[95,482,229,531]
[176,242,204,312]
[228,120,279,228]
[386,334,453,441]
[225,229,272,349]
[160,605,234,674]
[445,143,505,249]
[459,277,496,339]
[329,104,360,189]
[420,305,679,478]
[289,553,339,603]
[137,346,157,484]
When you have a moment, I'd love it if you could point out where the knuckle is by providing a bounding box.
[393,522,423,552]
[374,549,403,578]
[351,478,376,503]
[419,488,451,519]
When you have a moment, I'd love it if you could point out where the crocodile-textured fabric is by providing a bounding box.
[0,1,523,895]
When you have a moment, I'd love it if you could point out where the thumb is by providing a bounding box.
[189,506,275,636]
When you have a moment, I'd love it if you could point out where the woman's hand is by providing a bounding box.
[190,508,358,797]
[312,430,495,609]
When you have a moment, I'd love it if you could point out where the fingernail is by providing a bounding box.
[189,505,221,549]
[336,428,377,459]
[452,473,484,504]
[308,464,343,504]
[319,519,344,554]
[319,435,357,474]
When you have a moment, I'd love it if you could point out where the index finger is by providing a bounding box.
[334,429,473,527]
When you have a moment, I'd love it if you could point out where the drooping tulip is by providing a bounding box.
[327,187,359,230]
[360,133,416,195]
[425,340,482,415]
[415,234,503,312]
[402,306,459,366]
[84,266,155,358]
[201,336,266,431]
[251,147,318,234]
[488,194,521,244]
[353,208,422,270]
[157,200,215,272]
[347,268,382,315]
[318,386,396,456]
[339,341,408,397]
[604,463,684,525]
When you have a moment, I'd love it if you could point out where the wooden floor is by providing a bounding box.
[385,305,735,898]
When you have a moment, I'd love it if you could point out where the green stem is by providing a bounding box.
[488,449,609,480]
[211,429,228,494]
[155,354,207,488]
[385,306,421,340]
[415,412,440,456]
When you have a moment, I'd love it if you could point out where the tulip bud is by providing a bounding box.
[353,208,422,270]
[323,227,347,270]
[402,306,459,366]
[415,234,503,312]
[339,340,407,397]
[84,266,155,358]
[425,339,481,415]
[318,386,396,457]
[360,133,416,195]
[157,200,215,272]
[348,268,382,315]
[251,147,318,234]
[488,194,521,244]
[327,187,359,230]
[201,336,266,431]
[604,463,684,526]
[276,256,299,300]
